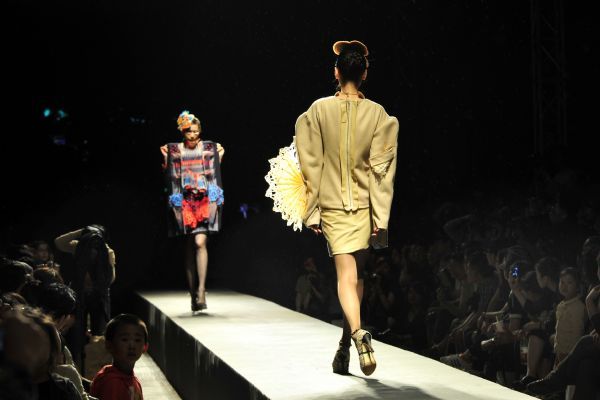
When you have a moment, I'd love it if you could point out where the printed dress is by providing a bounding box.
[165,141,224,237]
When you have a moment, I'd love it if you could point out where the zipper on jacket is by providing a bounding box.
[346,101,353,210]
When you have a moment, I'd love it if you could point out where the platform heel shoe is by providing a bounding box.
[351,329,376,376]
[332,341,351,375]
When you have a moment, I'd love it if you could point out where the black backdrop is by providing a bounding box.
[4,0,598,309]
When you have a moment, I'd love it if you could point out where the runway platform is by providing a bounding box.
[134,290,536,400]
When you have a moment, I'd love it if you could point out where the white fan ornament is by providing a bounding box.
[265,138,307,231]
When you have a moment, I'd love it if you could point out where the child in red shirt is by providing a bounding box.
[90,314,148,400]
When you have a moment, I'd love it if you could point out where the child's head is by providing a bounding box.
[558,268,580,300]
[104,314,148,371]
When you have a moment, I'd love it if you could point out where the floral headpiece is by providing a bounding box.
[177,110,196,131]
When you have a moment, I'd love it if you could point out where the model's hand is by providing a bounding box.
[309,225,322,235]
[372,227,380,236]
[160,145,168,157]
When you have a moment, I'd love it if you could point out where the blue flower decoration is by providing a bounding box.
[169,193,183,207]
[208,184,224,206]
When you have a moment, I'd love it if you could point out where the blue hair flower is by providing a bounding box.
[169,193,183,207]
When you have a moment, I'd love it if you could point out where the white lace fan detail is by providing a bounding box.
[265,138,307,231]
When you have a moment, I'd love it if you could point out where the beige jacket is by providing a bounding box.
[296,93,398,229]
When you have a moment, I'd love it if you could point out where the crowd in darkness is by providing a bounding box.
[0,226,138,399]
[2,144,599,399]
[294,154,600,398]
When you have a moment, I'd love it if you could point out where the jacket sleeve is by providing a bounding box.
[295,103,323,227]
[368,107,399,229]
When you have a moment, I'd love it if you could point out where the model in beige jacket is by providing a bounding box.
[294,40,398,377]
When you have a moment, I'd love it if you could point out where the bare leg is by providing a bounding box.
[335,250,368,336]
[341,278,363,346]
[194,233,208,304]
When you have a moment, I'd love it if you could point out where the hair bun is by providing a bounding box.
[333,40,369,56]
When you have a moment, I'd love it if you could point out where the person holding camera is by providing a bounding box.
[54,225,115,372]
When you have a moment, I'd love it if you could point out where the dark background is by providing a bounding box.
[4,1,598,310]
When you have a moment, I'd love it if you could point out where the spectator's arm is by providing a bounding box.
[107,247,116,283]
[586,285,600,332]
[54,229,84,254]
[508,315,522,333]
[507,276,527,307]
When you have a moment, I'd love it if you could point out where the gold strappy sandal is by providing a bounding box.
[351,329,376,376]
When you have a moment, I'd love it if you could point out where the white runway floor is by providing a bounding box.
[138,290,537,400]
[136,353,182,400]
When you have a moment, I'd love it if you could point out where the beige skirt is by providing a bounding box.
[320,208,371,256]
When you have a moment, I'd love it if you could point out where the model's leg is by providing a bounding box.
[194,233,208,304]
[340,250,367,345]
[335,250,376,375]
[334,253,361,333]
[184,236,197,295]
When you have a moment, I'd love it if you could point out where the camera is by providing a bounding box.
[510,264,520,278]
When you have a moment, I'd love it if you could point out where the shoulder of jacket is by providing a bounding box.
[364,99,388,114]
[309,96,337,110]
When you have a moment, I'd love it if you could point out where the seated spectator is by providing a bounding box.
[28,239,58,270]
[509,269,557,389]
[435,252,496,356]
[365,255,399,333]
[34,266,64,286]
[388,281,430,353]
[294,257,329,320]
[7,306,83,399]
[90,314,148,400]
[527,251,600,399]
[579,236,600,293]
[426,253,474,346]
[0,257,33,294]
[554,268,586,364]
